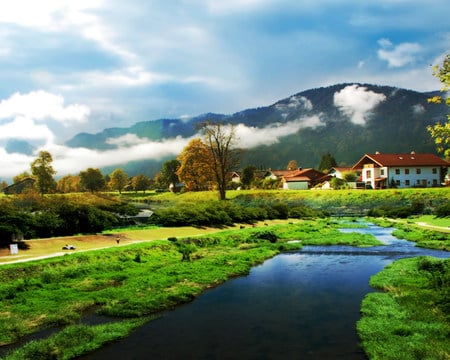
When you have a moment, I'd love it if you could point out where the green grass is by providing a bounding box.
[358,257,450,360]
[0,219,381,358]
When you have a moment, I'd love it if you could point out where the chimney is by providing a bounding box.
[375,151,380,154]
[410,151,416,154]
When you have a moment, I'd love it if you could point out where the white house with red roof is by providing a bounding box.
[352,151,449,189]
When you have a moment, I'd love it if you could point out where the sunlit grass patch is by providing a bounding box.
[358,257,450,360]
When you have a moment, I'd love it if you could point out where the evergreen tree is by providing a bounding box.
[318,152,337,172]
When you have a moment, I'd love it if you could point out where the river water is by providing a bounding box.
[78,224,450,359]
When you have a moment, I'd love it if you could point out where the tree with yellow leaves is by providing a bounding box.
[427,54,449,159]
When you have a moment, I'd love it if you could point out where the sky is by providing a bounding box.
[0,0,449,181]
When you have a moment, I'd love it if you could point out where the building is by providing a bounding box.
[352,152,449,189]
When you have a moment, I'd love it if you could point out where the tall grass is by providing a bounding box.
[358,256,450,360]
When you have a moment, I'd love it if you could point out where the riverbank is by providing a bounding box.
[0,219,380,359]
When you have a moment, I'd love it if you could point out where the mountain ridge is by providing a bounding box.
[65,83,447,176]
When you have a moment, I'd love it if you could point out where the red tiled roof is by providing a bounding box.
[353,153,449,168]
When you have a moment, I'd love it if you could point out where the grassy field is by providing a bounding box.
[0,219,291,264]
[0,219,382,359]
[358,256,450,360]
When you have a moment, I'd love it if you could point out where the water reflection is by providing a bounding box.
[80,224,449,360]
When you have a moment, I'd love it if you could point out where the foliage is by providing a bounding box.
[109,168,129,194]
[30,151,56,195]
[241,165,256,188]
[358,257,450,360]
[200,121,241,200]
[0,194,134,246]
[79,168,105,193]
[287,159,299,170]
[156,159,180,189]
[176,138,214,191]
[427,54,450,159]
[56,175,82,193]
[318,152,337,172]
[131,174,151,193]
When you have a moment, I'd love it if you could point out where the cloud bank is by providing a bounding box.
[333,84,386,125]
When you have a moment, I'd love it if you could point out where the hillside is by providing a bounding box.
[66,83,447,175]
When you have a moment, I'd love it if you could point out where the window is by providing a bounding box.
[395,180,400,186]
[404,169,409,175]
[365,170,372,179]
[395,169,400,175]
[380,169,385,176]
[416,168,421,174]
[416,179,421,185]
[432,168,437,174]
[433,179,438,186]
[405,180,410,186]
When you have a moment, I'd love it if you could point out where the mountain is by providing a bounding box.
[66,83,447,176]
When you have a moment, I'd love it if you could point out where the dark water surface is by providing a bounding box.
[78,224,450,359]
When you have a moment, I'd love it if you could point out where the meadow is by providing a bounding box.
[0,187,449,359]
[0,219,381,359]
[358,256,450,360]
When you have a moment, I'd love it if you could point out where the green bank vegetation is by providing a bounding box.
[0,220,380,359]
[358,256,450,360]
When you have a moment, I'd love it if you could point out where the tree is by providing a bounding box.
[57,175,82,193]
[157,160,180,189]
[342,171,357,182]
[13,171,32,184]
[427,54,450,159]
[200,121,241,200]
[132,174,151,193]
[109,168,129,194]
[176,138,214,191]
[79,168,105,193]
[318,152,337,172]
[241,165,256,188]
[287,160,299,170]
[30,151,56,194]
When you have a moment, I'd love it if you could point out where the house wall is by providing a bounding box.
[362,164,442,188]
[283,181,309,190]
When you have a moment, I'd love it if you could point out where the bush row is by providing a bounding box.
[0,196,138,248]
[150,201,326,227]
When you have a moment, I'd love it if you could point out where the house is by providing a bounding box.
[352,152,449,189]
[275,168,330,190]
[2,177,36,194]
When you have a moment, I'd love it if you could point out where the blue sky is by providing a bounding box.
[0,0,449,180]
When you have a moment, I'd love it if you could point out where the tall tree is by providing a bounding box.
[30,150,56,194]
[109,168,129,194]
[287,160,299,170]
[157,159,180,189]
[79,168,105,193]
[176,138,214,191]
[318,152,337,172]
[132,174,151,193]
[241,165,257,188]
[200,121,240,200]
[427,54,450,159]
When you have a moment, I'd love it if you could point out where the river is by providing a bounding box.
[79,223,450,359]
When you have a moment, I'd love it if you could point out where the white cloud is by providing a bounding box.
[0,0,104,30]
[412,103,425,115]
[333,84,386,125]
[0,116,55,143]
[235,116,324,148]
[106,134,149,146]
[0,91,90,125]
[275,95,313,113]
[377,39,422,68]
